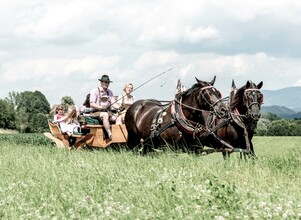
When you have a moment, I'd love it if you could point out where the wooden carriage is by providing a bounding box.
[44,118,128,150]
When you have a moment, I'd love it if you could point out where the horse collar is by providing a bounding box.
[171,100,203,136]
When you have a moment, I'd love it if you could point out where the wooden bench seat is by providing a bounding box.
[45,120,94,150]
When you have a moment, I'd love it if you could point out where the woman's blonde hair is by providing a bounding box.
[65,105,77,123]
[123,83,133,92]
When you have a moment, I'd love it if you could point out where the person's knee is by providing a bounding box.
[101,113,109,120]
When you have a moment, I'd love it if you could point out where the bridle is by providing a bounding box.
[170,84,226,135]
[243,88,264,120]
[196,85,227,118]
[200,86,221,106]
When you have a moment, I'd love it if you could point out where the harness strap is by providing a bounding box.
[171,100,197,134]
[197,115,234,150]
[231,110,245,128]
[149,93,247,153]
[150,120,175,138]
[150,109,163,138]
[150,104,173,138]
[171,100,230,148]
[230,112,251,153]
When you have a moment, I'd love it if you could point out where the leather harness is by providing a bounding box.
[147,84,262,155]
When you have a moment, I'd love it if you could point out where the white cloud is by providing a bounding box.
[295,79,301,86]
[134,51,179,70]
[210,0,301,22]
[14,1,95,40]
[2,55,120,82]
[1,0,301,106]
[179,64,195,79]
[184,26,218,44]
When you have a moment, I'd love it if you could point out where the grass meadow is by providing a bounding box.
[0,135,300,219]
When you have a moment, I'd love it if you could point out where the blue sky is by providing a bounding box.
[1,0,301,106]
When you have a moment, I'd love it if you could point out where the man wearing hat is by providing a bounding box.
[90,74,120,139]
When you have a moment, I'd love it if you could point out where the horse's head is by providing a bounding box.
[184,76,227,117]
[232,80,264,121]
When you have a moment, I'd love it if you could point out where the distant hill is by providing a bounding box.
[260,86,301,118]
[261,106,298,118]
[291,112,301,118]
[262,86,301,112]
[261,105,295,117]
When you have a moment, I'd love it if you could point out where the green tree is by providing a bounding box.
[61,96,75,110]
[290,120,301,136]
[17,91,50,115]
[5,91,20,109]
[255,118,271,136]
[0,99,16,129]
[261,112,281,122]
[266,119,292,136]
[15,107,29,133]
[30,113,49,133]
[15,90,51,133]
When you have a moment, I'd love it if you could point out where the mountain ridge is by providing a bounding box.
[262,86,301,112]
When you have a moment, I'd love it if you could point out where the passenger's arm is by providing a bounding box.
[53,115,67,123]
[90,102,108,111]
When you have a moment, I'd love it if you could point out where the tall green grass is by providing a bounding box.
[0,136,300,219]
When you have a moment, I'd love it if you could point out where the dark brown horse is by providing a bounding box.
[125,76,227,152]
[202,80,264,157]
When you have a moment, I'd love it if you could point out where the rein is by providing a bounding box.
[149,84,224,139]
[145,81,259,154]
[170,84,221,135]
[171,99,235,150]
[200,86,224,111]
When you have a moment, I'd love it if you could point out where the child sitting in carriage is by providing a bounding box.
[53,105,80,136]
[53,104,65,121]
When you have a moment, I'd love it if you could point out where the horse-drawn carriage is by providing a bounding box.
[44,118,128,150]
[44,76,264,157]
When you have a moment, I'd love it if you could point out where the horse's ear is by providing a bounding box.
[231,79,236,89]
[246,80,251,88]
[209,76,216,85]
[195,77,201,84]
[257,81,263,89]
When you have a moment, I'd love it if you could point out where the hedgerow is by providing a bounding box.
[0,134,52,146]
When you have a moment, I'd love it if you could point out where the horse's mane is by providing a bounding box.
[231,85,246,110]
[182,82,203,98]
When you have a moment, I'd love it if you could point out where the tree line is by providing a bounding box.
[0,90,74,133]
[256,112,301,136]
[0,90,301,135]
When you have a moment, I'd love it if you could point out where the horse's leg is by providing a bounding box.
[143,138,154,155]
[247,141,257,159]
[131,137,157,156]
[127,132,142,151]
[250,142,256,157]
[222,151,231,159]
[128,132,155,155]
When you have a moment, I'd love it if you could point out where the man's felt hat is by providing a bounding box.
[98,75,113,83]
